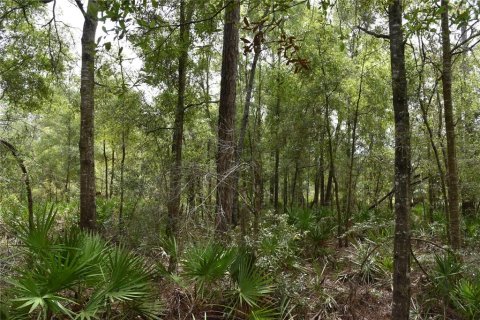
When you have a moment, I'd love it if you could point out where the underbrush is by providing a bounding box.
[2,201,480,319]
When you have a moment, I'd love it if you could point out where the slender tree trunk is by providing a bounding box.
[216,0,240,234]
[233,47,261,225]
[325,164,333,206]
[64,118,73,201]
[110,148,115,199]
[103,139,108,197]
[388,1,412,319]
[78,0,98,231]
[291,161,299,208]
[333,172,341,246]
[119,131,126,231]
[325,93,339,234]
[320,149,325,206]
[417,83,449,229]
[282,167,288,213]
[344,57,365,245]
[167,0,193,243]
[441,0,461,249]
[0,140,34,231]
[312,156,320,208]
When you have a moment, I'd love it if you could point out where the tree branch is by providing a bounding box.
[184,100,219,111]
[357,26,390,40]
[74,0,86,17]
[451,30,480,54]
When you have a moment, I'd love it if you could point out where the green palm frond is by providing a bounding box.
[102,246,152,302]
[229,251,274,309]
[182,243,236,297]
[453,278,480,319]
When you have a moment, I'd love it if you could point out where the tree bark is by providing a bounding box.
[388,1,412,319]
[441,0,461,249]
[216,0,240,235]
[78,0,98,231]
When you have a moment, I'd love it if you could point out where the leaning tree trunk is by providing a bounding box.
[441,0,461,250]
[78,0,98,231]
[0,140,34,231]
[216,0,240,235]
[389,1,412,319]
[232,46,260,227]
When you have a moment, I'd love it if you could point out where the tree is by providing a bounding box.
[166,0,194,269]
[440,0,461,249]
[76,0,99,231]
[216,0,240,234]
[388,0,412,318]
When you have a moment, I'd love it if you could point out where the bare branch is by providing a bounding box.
[451,30,480,54]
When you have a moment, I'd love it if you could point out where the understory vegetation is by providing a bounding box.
[2,204,480,319]
[2,0,480,319]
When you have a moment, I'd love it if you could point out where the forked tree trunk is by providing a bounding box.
[216,0,240,235]
[78,0,98,231]
[441,0,461,249]
[389,1,412,319]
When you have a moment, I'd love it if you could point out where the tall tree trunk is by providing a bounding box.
[167,0,193,243]
[441,0,461,249]
[232,47,261,225]
[78,0,98,231]
[253,60,264,216]
[344,56,365,245]
[417,79,449,230]
[388,1,412,319]
[216,0,240,234]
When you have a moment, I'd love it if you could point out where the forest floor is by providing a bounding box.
[0,214,475,320]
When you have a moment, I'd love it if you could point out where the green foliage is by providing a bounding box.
[229,250,274,309]
[452,278,480,319]
[248,212,300,272]
[348,239,392,284]
[432,253,462,300]
[182,242,236,298]
[3,209,161,320]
